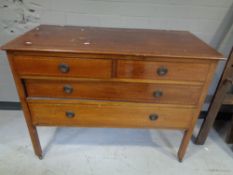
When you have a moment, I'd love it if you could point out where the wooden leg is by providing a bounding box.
[27,124,43,159]
[178,129,193,162]
[21,101,43,159]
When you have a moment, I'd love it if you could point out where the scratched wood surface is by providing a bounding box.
[1,25,222,59]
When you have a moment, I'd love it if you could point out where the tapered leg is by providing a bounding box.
[27,125,43,159]
[178,129,193,162]
[21,102,43,159]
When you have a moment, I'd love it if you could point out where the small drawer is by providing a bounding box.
[25,79,202,105]
[117,60,209,81]
[13,55,112,78]
[28,101,194,129]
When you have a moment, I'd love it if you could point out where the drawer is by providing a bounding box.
[25,80,202,105]
[13,55,112,78]
[117,60,209,81]
[28,101,194,129]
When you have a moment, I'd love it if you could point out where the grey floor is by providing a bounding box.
[0,110,233,175]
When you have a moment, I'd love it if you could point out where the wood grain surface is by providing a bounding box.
[13,55,112,78]
[117,60,210,81]
[25,79,202,105]
[1,25,222,59]
[28,100,194,129]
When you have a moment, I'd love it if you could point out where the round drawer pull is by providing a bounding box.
[149,114,159,121]
[59,63,70,73]
[153,90,163,98]
[157,66,168,76]
[63,85,73,94]
[65,111,75,118]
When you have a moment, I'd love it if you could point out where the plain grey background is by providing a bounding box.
[0,0,233,107]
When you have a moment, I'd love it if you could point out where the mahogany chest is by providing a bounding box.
[1,25,223,161]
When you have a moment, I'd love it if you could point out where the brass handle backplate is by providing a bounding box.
[59,63,70,73]
[63,85,73,94]
[153,90,163,98]
[157,66,168,76]
[65,111,75,118]
[149,114,159,121]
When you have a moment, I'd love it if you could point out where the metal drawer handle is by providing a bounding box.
[59,63,70,73]
[63,85,73,94]
[157,66,168,76]
[153,90,163,98]
[65,111,75,118]
[149,114,159,121]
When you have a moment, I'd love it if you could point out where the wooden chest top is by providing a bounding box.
[1,25,222,59]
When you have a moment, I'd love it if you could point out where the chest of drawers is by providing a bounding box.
[1,25,223,161]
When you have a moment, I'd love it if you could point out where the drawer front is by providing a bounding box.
[28,101,194,129]
[25,80,202,105]
[117,60,209,81]
[13,56,112,78]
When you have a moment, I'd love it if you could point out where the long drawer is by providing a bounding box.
[25,79,202,105]
[117,60,209,81]
[13,56,112,78]
[28,101,194,129]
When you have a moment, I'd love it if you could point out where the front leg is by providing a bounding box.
[178,129,193,162]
